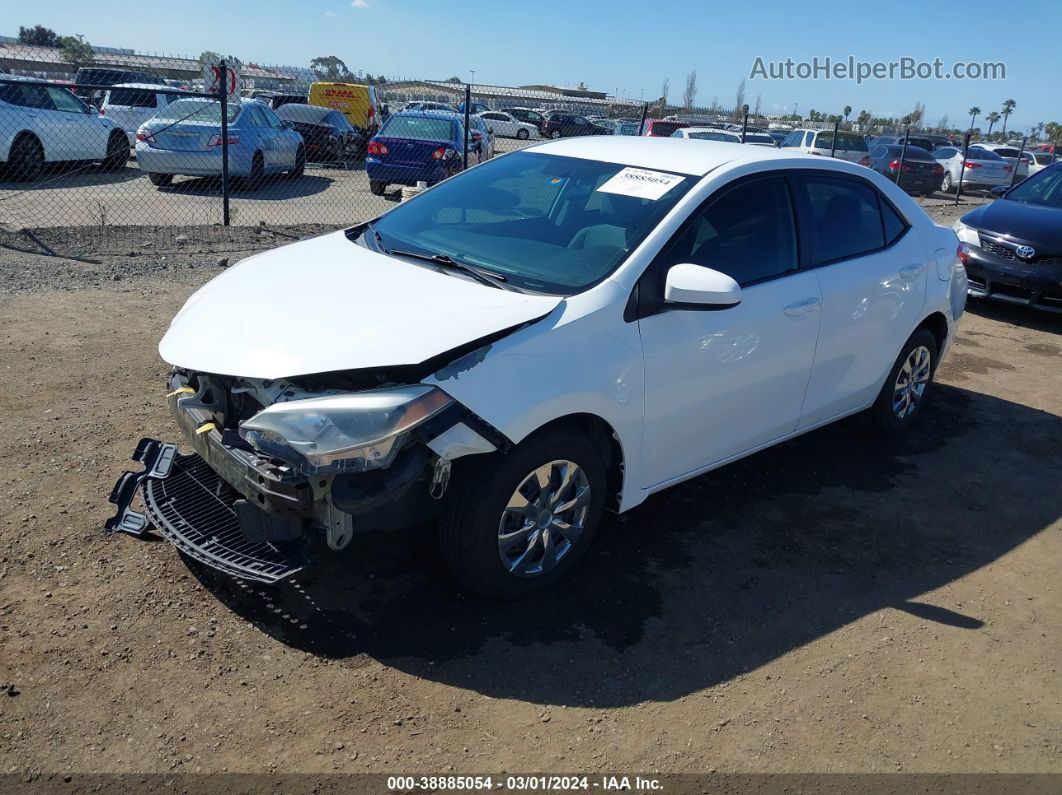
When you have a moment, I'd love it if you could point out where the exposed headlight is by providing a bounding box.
[952,220,979,245]
[239,385,453,475]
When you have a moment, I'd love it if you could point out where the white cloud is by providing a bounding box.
[352,0,370,7]
[324,10,337,15]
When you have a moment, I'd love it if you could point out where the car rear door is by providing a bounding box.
[45,86,108,160]
[792,172,929,428]
[637,173,822,486]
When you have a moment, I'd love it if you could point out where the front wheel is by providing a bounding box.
[101,132,128,171]
[516,128,529,140]
[369,179,387,196]
[8,135,44,182]
[550,130,562,139]
[941,172,954,192]
[439,429,607,599]
[868,328,938,435]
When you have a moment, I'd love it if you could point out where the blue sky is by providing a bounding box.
[4,0,1057,131]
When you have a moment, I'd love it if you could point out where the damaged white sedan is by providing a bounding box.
[106,136,966,598]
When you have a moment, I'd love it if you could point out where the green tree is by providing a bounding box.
[1000,98,1016,137]
[1044,121,1062,143]
[310,55,353,82]
[968,107,981,130]
[18,25,61,47]
[59,36,94,71]
[843,105,852,122]
[985,111,1001,136]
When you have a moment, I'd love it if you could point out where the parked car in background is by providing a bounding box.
[276,102,360,164]
[307,82,382,146]
[403,101,459,113]
[933,145,1011,193]
[501,107,545,131]
[74,67,165,105]
[768,130,787,146]
[973,144,1029,181]
[135,98,305,189]
[740,131,778,147]
[100,83,193,146]
[458,101,490,115]
[365,110,479,195]
[476,110,539,140]
[895,135,936,152]
[921,134,952,150]
[613,121,641,136]
[869,136,899,148]
[953,161,1062,312]
[109,137,964,597]
[641,119,688,137]
[0,76,128,181]
[672,127,741,143]
[1027,151,1058,176]
[867,144,944,195]
[780,129,871,164]
[266,94,308,111]
[467,114,495,159]
[541,112,609,138]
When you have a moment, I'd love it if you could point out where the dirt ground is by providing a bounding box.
[0,224,1059,777]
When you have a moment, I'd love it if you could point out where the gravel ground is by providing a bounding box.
[0,222,1059,777]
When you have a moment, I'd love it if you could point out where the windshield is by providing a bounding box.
[380,115,454,142]
[968,147,1004,161]
[366,152,695,295]
[1005,166,1062,209]
[154,99,239,124]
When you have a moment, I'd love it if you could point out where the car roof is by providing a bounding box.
[525,135,808,175]
[391,110,460,120]
[109,82,189,91]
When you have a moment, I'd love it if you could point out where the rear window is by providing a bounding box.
[381,115,454,142]
[687,130,740,142]
[154,98,239,124]
[744,133,775,144]
[648,121,687,137]
[993,148,1020,158]
[969,147,1003,161]
[814,131,869,152]
[107,88,159,108]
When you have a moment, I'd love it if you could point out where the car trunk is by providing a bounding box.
[375,137,449,166]
[146,121,220,151]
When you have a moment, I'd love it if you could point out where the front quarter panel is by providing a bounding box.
[423,283,648,511]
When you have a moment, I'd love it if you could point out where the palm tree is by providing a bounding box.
[1000,99,1016,137]
[968,107,981,131]
[843,105,852,122]
[985,111,1001,137]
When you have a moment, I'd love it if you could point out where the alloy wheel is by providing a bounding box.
[498,460,591,577]
[892,345,932,420]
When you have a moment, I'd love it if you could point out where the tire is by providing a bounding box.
[288,146,305,179]
[101,132,128,172]
[369,179,387,196]
[550,130,562,139]
[516,128,529,140]
[245,152,265,190]
[868,328,938,436]
[147,172,173,188]
[439,427,607,599]
[941,172,954,192]
[8,134,44,182]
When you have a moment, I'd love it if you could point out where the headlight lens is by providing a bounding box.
[239,385,453,475]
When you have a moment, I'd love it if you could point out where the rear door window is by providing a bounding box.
[107,88,159,108]
[799,175,888,264]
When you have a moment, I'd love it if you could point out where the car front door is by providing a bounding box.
[638,174,823,487]
[792,172,929,429]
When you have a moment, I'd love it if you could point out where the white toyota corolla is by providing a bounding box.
[107,137,967,598]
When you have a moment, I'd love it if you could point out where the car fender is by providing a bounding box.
[423,282,649,511]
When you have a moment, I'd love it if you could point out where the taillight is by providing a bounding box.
[957,243,970,266]
[932,165,944,175]
[99,107,105,115]
[471,131,482,142]
[368,107,375,119]
[1003,165,1013,172]
[964,162,980,169]
[858,155,871,167]
[887,160,911,172]
[207,134,239,147]
[135,130,150,142]
[432,147,455,160]
[366,141,389,156]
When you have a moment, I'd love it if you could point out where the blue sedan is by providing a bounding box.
[135,98,305,188]
[365,111,483,195]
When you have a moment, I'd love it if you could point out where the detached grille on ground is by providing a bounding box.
[142,452,305,584]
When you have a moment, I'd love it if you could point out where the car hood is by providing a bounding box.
[963,199,1062,248]
[159,231,563,379]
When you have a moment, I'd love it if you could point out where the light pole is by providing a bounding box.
[469,69,475,88]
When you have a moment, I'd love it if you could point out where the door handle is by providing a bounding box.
[900,264,924,281]
[783,297,820,317]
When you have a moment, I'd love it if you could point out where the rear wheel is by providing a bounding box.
[550,130,562,139]
[369,179,387,196]
[101,131,128,171]
[439,428,606,599]
[516,128,529,140]
[868,328,938,435]
[8,134,44,182]
[147,172,173,188]
[288,145,305,178]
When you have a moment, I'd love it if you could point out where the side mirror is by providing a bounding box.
[990,185,1009,197]
[664,263,741,308]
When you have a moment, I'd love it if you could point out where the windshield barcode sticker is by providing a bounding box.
[596,167,685,200]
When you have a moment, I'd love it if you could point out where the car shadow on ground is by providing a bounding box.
[158,174,334,200]
[966,299,1062,336]
[0,163,142,191]
[188,384,1062,707]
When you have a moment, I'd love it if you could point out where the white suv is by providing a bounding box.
[100,82,190,146]
[0,76,127,181]
[779,128,871,164]
[107,138,966,598]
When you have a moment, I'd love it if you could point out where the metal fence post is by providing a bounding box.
[639,102,648,136]
[829,119,839,158]
[740,105,749,143]
[463,84,471,171]
[1010,136,1028,189]
[895,125,910,185]
[955,131,971,205]
[219,60,230,226]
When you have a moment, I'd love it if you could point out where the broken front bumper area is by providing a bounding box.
[106,439,307,584]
